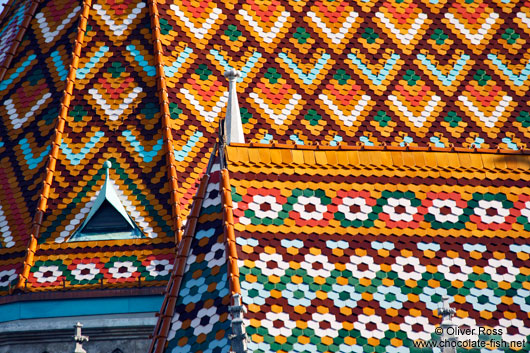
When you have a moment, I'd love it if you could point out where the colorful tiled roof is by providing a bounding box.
[153,0,530,151]
[0,0,188,295]
[0,0,81,294]
[150,150,236,353]
[152,143,530,353]
[1,0,530,326]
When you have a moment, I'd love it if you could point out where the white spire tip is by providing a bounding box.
[224,68,240,80]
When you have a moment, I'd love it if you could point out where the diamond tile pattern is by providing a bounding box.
[155,0,530,152]
[144,0,530,213]
[0,0,31,70]
[24,0,180,291]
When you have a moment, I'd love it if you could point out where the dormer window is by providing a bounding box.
[68,161,144,241]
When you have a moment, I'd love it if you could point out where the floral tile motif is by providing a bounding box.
[237,234,530,353]
[25,253,173,290]
[227,146,530,353]
[233,185,530,236]
[4,0,530,298]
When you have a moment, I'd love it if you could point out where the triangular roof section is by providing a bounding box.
[151,141,530,353]
[68,161,144,241]
[149,144,245,353]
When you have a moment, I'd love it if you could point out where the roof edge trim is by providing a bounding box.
[0,0,15,25]
[148,173,210,353]
[226,145,530,171]
[147,0,183,245]
[220,168,241,300]
[15,0,89,291]
[0,0,41,82]
[228,142,530,155]
[220,167,248,352]
[0,0,19,26]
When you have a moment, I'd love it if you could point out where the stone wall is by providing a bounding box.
[0,313,156,353]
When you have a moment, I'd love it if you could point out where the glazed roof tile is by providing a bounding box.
[152,143,530,353]
[0,0,184,294]
[0,0,530,333]
[0,0,80,294]
[150,151,236,353]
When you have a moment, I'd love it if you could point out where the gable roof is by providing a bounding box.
[151,143,530,353]
[149,147,241,353]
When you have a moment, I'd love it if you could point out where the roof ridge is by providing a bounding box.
[229,142,530,155]
[220,166,246,350]
[147,0,183,245]
[0,0,19,25]
[220,168,241,300]
[148,173,210,353]
[225,145,530,172]
[0,0,41,82]
[15,0,88,291]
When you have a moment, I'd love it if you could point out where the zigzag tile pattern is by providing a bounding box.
[1,0,530,299]
[0,0,79,294]
[24,0,179,292]
[163,166,232,353]
[226,145,530,353]
[154,0,530,183]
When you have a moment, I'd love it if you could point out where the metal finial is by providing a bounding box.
[229,293,248,353]
[439,298,458,353]
[223,68,245,145]
[439,297,456,325]
[224,67,240,81]
[104,160,112,181]
[73,322,89,353]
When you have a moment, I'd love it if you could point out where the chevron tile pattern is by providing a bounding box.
[1,0,530,299]
[0,0,29,68]
[20,0,181,292]
[154,0,530,170]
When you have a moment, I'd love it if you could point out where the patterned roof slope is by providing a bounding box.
[0,0,35,78]
[155,0,530,154]
[226,144,530,353]
[150,150,238,353]
[0,0,81,294]
[153,143,530,353]
[18,0,182,293]
[0,0,187,295]
[1,0,530,305]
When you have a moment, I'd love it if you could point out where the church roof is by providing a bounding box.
[0,0,529,349]
[0,0,184,295]
[150,143,530,353]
